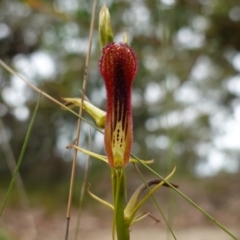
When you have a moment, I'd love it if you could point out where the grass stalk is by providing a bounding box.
[64,0,98,239]
[0,60,101,132]
[0,95,40,217]
[0,118,37,239]
[133,163,177,240]
[133,154,238,240]
[74,132,92,240]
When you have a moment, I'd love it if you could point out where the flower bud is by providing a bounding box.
[99,4,114,49]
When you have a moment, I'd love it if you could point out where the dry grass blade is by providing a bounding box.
[74,130,92,240]
[64,0,98,240]
[0,60,102,132]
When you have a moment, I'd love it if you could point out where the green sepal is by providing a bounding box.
[131,212,150,225]
[124,166,176,226]
[62,97,106,128]
[87,184,114,211]
[70,145,154,165]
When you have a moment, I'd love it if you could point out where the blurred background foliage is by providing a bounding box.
[0,0,240,206]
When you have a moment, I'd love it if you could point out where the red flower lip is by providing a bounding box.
[99,43,138,168]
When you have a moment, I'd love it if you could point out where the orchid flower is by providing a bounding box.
[63,5,178,240]
[99,42,138,168]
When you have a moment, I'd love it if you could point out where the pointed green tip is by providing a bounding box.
[99,4,114,49]
[123,32,129,44]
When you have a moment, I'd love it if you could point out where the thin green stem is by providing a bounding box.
[133,164,177,240]
[111,169,117,240]
[112,168,129,240]
[132,154,238,240]
[0,94,40,217]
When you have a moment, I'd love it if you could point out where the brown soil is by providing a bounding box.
[1,207,239,240]
[1,175,240,240]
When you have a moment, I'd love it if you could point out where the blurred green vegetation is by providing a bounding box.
[0,0,240,209]
[0,229,15,240]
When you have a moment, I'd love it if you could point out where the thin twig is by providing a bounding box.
[74,130,92,240]
[0,60,102,132]
[64,0,98,239]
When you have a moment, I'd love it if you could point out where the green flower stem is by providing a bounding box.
[112,168,129,240]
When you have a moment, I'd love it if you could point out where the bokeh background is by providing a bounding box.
[0,0,240,239]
